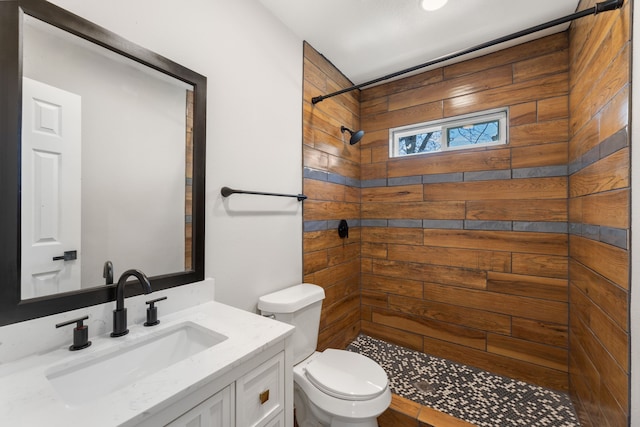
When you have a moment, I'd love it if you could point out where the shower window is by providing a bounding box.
[389,108,508,158]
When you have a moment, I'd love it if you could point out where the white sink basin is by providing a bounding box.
[45,321,227,406]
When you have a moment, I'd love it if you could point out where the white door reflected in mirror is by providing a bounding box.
[21,77,82,299]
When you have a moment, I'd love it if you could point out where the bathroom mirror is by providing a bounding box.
[0,0,206,325]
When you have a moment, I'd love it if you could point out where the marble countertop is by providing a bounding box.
[0,301,294,426]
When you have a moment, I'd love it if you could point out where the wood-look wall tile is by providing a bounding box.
[538,95,569,122]
[388,147,511,178]
[509,119,569,148]
[317,308,361,351]
[362,100,444,132]
[569,148,630,197]
[580,189,629,229]
[303,179,345,202]
[512,253,568,279]
[361,290,389,309]
[361,96,389,117]
[513,50,569,83]
[327,242,361,267]
[345,186,361,205]
[303,200,360,221]
[512,141,568,168]
[466,199,567,222]
[362,201,465,220]
[599,86,629,142]
[387,294,511,335]
[570,310,628,413]
[444,73,568,118]
[360,128,390,149]
[361,273,424,298]
[569,116,599,162]
[313,258,360,289]
[322,277,360,307]
[319,292,360,331]
[425,177,567,201]
[361,162,388,180]
[304,229,348,252]
[303,146,329,171]
[304,42,353,89]
[444,33,568,80]
[569,260,628,331]
[361,320,424,352]
[361,68,443,103]
[388,244,511,273]
[423,229,567,256]
[372,308,488,350]
[510,101,537,126]
[303,250,328,275]
[361,242,388,259]
[571,285,628,371]
[487,271,568,302]
[569,235,628,290]
[362,227,424,245]
[388,65,513,112]
[362,184,424,203]
[487,334,568,371]
[328,153,360,179]
[571,45,629,134]
[512,317,568,348]
[372,259,487,290]
[423,282,568,324]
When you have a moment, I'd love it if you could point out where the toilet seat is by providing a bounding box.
[304,349,388,401]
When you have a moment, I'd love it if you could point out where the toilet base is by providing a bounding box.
[294,384,380,427]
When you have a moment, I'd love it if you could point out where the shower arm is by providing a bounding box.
[311,0,624,105]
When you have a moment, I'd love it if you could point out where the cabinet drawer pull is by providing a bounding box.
[259,389,270,405]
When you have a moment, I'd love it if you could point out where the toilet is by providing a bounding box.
[258,283,391,427]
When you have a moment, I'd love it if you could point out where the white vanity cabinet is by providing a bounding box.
[235,352,284,427]
[166,385,235,427]
[165,352,285,427]
[139,341,290,427]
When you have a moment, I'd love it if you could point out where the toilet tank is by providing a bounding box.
[258,284,325,364]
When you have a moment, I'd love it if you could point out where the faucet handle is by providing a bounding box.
[56,315,92,351]
[144,296,167,326]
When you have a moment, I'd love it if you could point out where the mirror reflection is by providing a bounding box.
[21,15,194,300]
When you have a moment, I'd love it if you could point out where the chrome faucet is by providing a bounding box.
[111,269,152,337]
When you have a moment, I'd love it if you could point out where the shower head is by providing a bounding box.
[341,126,365,145]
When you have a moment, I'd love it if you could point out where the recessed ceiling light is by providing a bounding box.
[420,0,448,11]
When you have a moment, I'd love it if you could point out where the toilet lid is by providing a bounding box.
[304,349,388,401]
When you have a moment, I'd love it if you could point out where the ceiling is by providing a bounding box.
[258,0,581,87]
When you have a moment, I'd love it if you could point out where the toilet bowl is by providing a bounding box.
[294,350,391,427]
[258,284,391,427]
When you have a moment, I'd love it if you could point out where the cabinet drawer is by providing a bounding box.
[236,352,284,427]
[263,411,284,427]
[165,384,234,427]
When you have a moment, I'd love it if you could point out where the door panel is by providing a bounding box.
[21,77,81,299]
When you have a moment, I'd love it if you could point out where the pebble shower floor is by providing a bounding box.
[346,334,580,427]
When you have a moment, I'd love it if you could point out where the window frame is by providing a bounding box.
[389,107,509,158]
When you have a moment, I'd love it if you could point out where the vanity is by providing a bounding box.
[0,297,294,426]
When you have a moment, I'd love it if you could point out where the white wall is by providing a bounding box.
[46,0,304,312]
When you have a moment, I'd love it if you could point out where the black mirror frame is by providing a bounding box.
[0,0,206,326]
